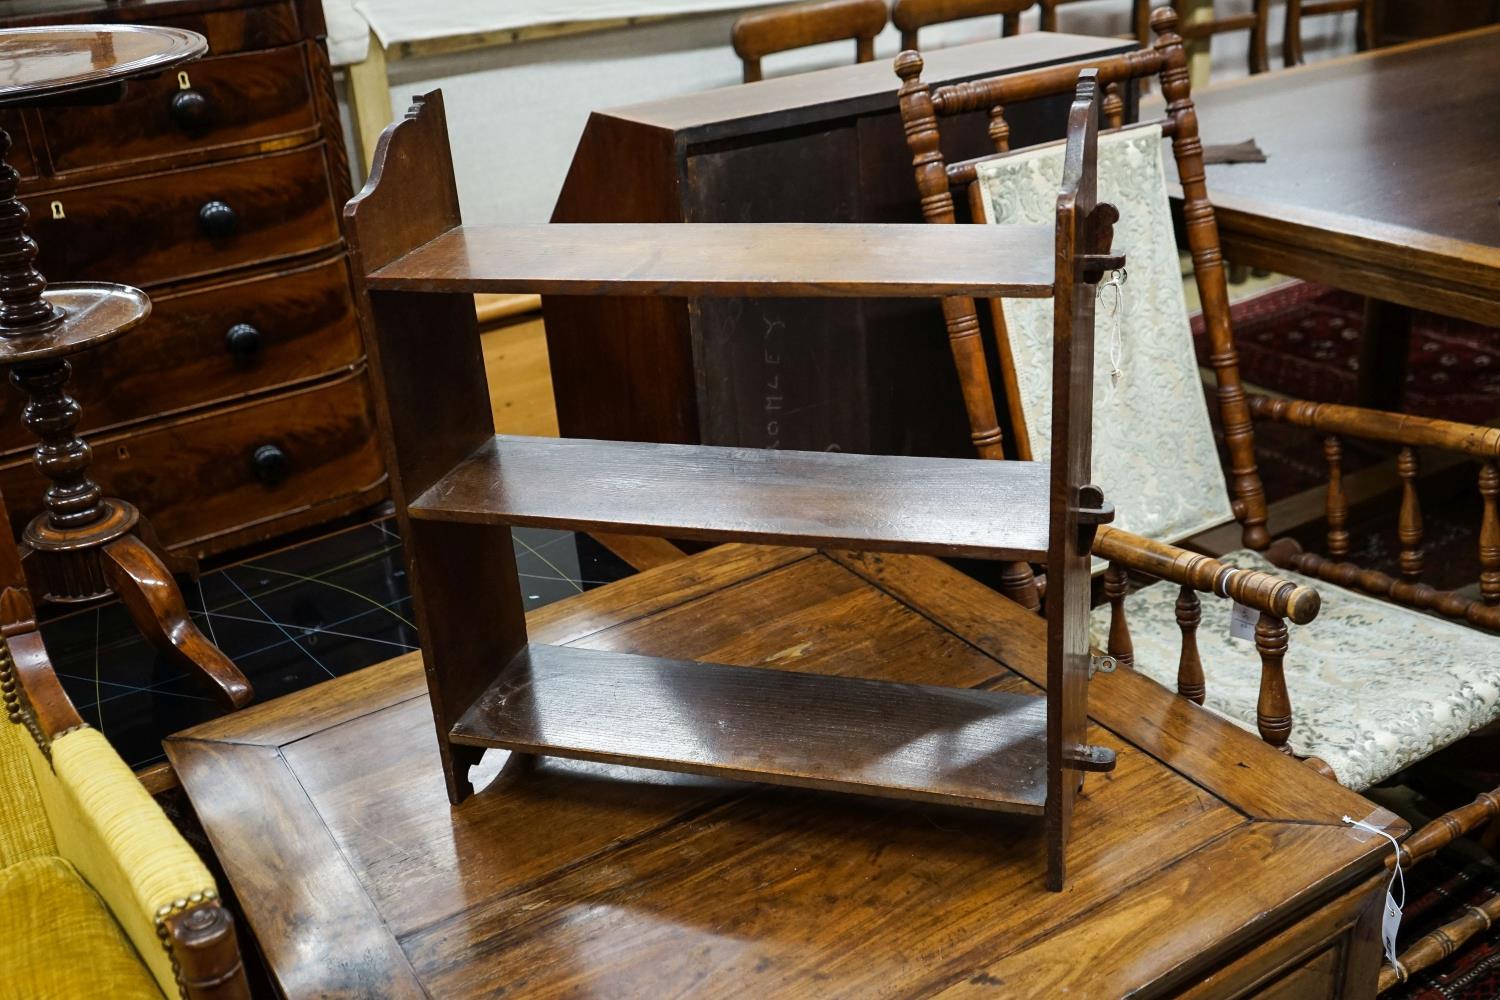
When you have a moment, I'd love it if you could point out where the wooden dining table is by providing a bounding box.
[1156,26,1500,409]
[165,543,1400,998]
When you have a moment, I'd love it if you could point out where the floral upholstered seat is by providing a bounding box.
[1090,549,1500,790]
[976,125,1500,792]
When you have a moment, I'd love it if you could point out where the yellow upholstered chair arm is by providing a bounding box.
[23,724,244,999]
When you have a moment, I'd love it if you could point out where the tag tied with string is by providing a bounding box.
[1215,567,1258,641]
[1343,814,1405,970]
[1098,268,1127,399]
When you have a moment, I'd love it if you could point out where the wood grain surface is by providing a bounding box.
[1154,26,1500,325]
[167,544,1401,999]
[368,222,1056,298]
[409,434,1051,560]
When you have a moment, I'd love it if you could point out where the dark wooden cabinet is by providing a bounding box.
[1377,0,1500,43]
[0,0,384,559]
[547,34,1133,458]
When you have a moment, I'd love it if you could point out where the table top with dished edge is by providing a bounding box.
[0,23,206,103]
[1152,26,1500,323]
[165,543,1401,1000]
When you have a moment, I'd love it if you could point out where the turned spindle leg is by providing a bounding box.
[1254,612,1292,752]
[1397,446,1423,581]
[0,125,62,332]
[11,360,105,530]
[1174,585,1204,704]
[1480,461,1499,606]
[987,106,1009,153]
[1323,436,1349,558]
[1103,562,1133,669]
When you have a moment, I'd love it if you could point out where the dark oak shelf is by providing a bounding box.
[366,222,1056,298]
[409,434,1052,560]
[452,643,1050,815]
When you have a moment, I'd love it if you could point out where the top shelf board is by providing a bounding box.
[365,223,1057,298]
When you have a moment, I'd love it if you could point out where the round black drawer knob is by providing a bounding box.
[169,89,213,133]
[251,444,289,487]
[225,322,262,362]
[198,200,238,239]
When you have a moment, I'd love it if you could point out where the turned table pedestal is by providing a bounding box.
[0,25,249,707]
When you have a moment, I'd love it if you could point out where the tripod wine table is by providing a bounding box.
[0,25,250,708]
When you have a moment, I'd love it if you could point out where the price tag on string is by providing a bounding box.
[1228,601,1257,641]
[1344,814,1405,968]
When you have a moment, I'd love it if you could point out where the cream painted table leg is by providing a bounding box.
[346,30,393,171]
[1181,0,1215,89]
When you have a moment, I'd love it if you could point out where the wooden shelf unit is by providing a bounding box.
[344,79,1120,889]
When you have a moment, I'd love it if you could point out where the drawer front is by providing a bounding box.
[40,46,317,174]
[27,144,340,288]
[159,3,303,55]
[0,255,361,450]
[0,371,384,553]
[1176,874,1382,1000]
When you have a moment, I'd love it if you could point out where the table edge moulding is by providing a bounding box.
[343,77,1123,890]
[0,23,208,103]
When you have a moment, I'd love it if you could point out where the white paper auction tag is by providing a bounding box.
[1381,890,1403,964]
[1228,601,1257,641]
[1344,814,1405,968]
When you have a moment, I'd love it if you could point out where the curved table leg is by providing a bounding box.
[101,535,253,709]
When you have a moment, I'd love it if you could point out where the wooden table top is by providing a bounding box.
[167,544,1401,999]
[1154,26,1500,325]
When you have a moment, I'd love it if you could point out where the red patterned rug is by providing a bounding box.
[1189,281,1496,592]
[1191,280,1500,426]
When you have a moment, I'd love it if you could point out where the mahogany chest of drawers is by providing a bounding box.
[0,0,385,559]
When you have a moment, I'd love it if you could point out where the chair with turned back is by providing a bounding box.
[1284,0,1376,66]
[890,0,1032,50]
[731,0,889,82]
[896,13,1500,984]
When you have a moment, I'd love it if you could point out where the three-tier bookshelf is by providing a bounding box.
[345,75,1121,889]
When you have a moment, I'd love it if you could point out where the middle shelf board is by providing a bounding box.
[409,434,1052,560]
[452,643,1050,815]
[366,223,1057,298]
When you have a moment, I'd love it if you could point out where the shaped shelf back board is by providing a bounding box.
[344,81,1121,890]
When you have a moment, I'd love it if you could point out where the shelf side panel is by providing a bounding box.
[344,89,520,805]
[411,434,1052,561]
[453,643,1049,814]
[1045,74,1107,891]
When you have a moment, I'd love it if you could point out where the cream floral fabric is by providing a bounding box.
[1090,549,1500,790]
[975,126,1234,551]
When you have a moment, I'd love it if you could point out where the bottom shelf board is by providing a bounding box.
[451,643,1049,815]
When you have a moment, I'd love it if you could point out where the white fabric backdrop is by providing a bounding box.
[321,1,1356,223]
[323,0,799,64]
